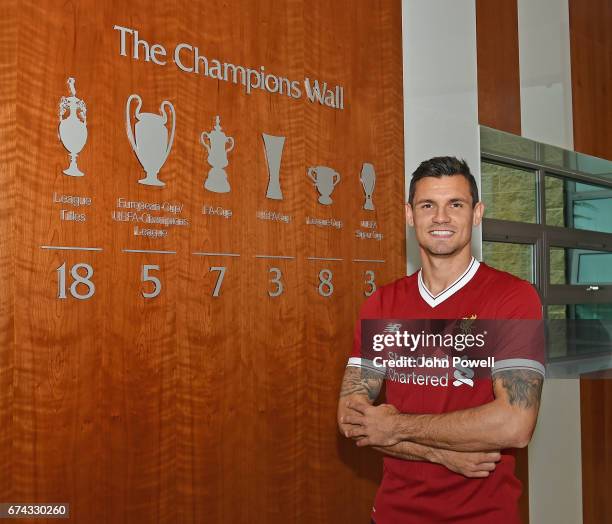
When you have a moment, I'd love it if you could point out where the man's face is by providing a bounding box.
[406,175,484,257]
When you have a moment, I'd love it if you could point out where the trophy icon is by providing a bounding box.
[262,133,285,200]
[360,163,376,210]
[126,94,175,187]
[307,166,340,205]
[201,116,235,193]
[58,77,87,177]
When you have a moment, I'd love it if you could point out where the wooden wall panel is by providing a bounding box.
[2,1,405,522]
[476,0,522,135]
[570,2,612,522]
[580,371,612,524]
[475,3,529,522]
[0,0,16,503]
[569,0,612,159]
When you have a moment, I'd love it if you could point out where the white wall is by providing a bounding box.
[402,0,481,274]
[518,0,574,150]
[517,1,583,522]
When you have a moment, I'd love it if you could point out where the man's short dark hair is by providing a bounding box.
[408,156,479,207]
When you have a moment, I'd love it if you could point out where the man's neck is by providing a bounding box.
[419,249,474,297]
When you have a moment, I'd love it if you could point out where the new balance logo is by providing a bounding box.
[453,366,474,387]
[384,322,402,333]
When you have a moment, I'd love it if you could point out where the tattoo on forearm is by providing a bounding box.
[494,369,543,408]
[340,366,384,402]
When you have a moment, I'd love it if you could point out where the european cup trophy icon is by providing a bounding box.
[262,133,285,200]
[360,163,376,210]
[58,77,87,177]
[307,166,340,205]
[126,94,176,187]
[201,116,235,193]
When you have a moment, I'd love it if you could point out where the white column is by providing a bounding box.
[518,0,574,150]
[402,0,481,274]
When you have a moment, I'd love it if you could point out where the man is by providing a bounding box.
[338,157,544,523]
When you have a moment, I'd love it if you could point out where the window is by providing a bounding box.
[480,126,612,362]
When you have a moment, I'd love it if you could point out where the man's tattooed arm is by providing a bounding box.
[492,369,543,409]
[339,365,384,403]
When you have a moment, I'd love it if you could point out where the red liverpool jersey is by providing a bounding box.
[348,259,544,524]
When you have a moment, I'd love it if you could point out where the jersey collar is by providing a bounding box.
[418,257,480,308]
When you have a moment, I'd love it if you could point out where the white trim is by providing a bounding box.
[492,358,546,377]
[346,357,386,375]
[417,258,480,308]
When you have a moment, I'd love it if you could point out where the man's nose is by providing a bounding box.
[433,207,451,223]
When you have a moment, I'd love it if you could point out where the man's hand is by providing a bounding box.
[342,402,400,447]
[431,448,502,478]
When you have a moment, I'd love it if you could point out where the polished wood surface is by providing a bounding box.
[476,0,522,135]
[570,0,612,159]
[580,375,612,524]
[475,3,529,521]
[571,3,612,522]
[0,1,405,522]
[0,0,16,502]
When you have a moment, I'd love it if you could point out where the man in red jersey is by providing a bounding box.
[338,157,544,524]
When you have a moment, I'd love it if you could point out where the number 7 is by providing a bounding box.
[210,266,226,297]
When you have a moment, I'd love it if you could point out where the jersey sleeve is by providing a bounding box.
[346,289,385,373]
[491,280,546,377]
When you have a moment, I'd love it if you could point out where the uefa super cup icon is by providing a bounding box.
[201,115,235,193]
[360,162,376,210]
[307,165,340,205]
[126,94,176,187]
[58,77,87,177]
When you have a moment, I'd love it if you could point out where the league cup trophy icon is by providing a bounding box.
[262,133,285,200]
[307,166,341,205]
[126,94,176,187]
[58,77,87,177]
[360,162,376,210]
[201,116,235,193]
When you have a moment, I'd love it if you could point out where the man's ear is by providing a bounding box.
[405,203,414,227]
[472,201,484,226]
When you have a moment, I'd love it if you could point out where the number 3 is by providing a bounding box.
[364,270,376,297]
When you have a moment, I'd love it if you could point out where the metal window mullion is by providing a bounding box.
[481,152,612,189]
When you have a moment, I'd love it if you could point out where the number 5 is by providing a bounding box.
[142,265,161,298]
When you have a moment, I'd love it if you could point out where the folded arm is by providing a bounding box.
[338,366,502,477]
[344,369,543,451]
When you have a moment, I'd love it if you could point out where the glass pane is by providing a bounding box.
[545,175,612,233]
[547,304,612,359]
[550,247,612,285]
[480,126,537,161]
[482,242,534,283]
[481,162,537,223]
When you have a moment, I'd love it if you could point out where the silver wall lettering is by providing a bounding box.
[360,163,376,211]
[317,269,334,297]
[268,267,284,297]
[57,262,95,300]
[262,133,285,200]
[210,266,227,297]
[201,116,234,193]
[142,265,162,298]
[364,270,376,296]
[58,77,87,177]
[307,166,340,205]
[126,94,175,187]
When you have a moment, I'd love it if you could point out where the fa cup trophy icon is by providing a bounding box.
[201,116,235,193]
[126,94,176,187]
[262,133,285,200]
[360,163,376,210]
[58,77,87,177]
[307,166,340,205]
